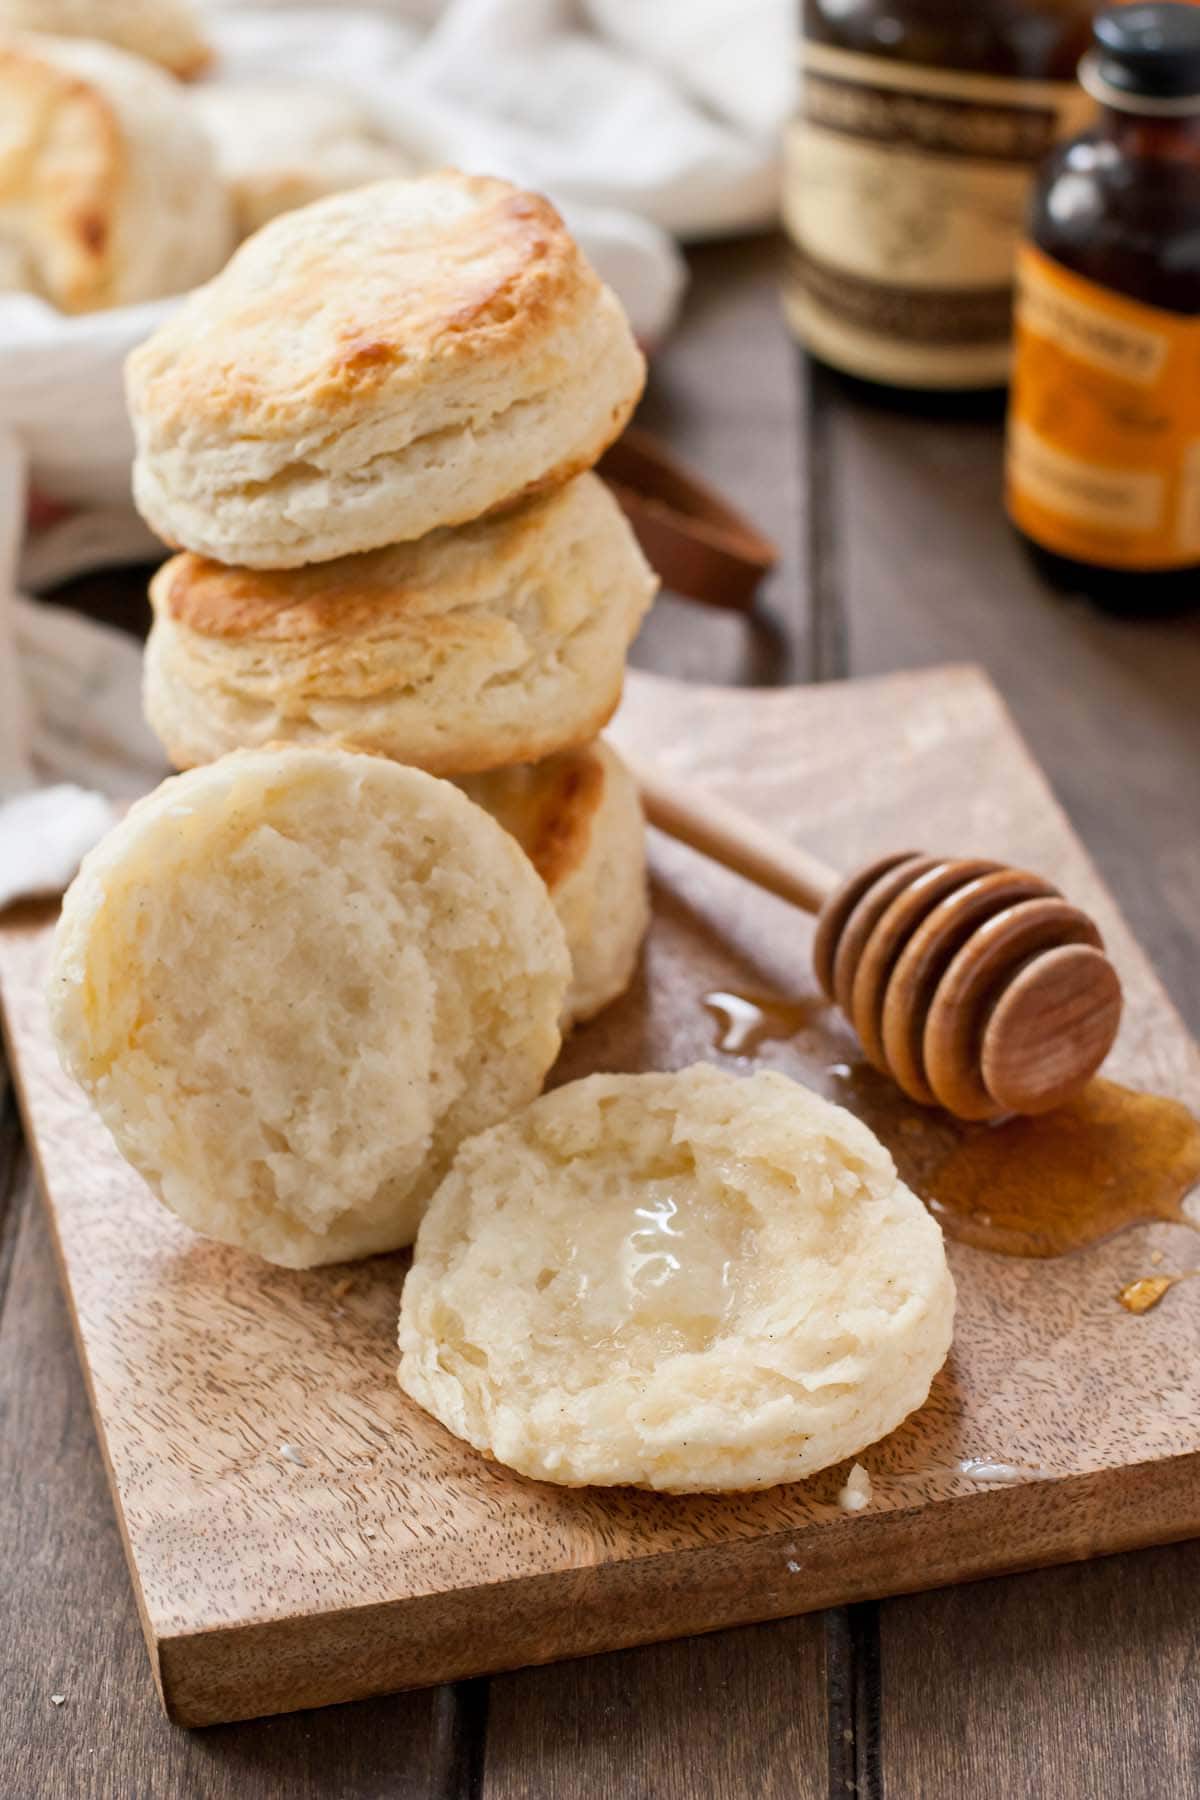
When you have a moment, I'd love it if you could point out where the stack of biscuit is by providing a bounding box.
[57,174,959,1492]
[126,171,658,1027]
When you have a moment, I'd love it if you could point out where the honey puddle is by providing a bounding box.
[702,990,1200,1260]
[907,1080,1200,1260]
[703,990,829,1056]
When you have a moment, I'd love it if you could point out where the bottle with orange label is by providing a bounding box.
[1007,3,1200,611]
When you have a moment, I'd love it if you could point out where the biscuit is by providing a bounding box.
[398,1066,955,1491]
[0,0,210,78]
[126,172,646,566]
[0,34,232,313]
[459,740,648,1028]
[48,746,570,1268]
[189,83,414,240]
[143,474,656,775]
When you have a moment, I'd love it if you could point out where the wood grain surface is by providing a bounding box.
[482,1617,828,1800]
[826,369,1200,1800]
[5,232,1200,1796]
[2,661,1198,1728]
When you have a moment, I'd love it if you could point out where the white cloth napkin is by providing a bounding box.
[0,431,166,907]
[0,0,789,908]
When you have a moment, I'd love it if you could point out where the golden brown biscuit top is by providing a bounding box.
[126,171,596,436]
[151,487,571,642]
[464,752,607,896]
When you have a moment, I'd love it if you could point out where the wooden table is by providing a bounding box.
[4,237,1200,1798]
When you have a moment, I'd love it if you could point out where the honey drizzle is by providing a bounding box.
[701,988,1200,1260]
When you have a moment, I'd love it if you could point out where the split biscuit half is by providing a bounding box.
[398,1065,955,1492]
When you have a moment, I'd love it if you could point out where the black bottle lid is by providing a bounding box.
[1090,3,1200,101]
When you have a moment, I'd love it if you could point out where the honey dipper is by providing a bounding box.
[627,754,1123,1121]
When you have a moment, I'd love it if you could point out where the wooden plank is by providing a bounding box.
[3,664,1199,1728]
[829,388,1200,1800]
[0,1160,448,1799]
[483,1619,828,1800]
[879,1544,1200,1800]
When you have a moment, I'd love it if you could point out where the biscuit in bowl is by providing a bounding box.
[0,0,210,78]
[398,1066,955,1492]
[458,740,649,1028]
[0,34,232,312]
[143,474,656,775]
[189,82,414,240]
[126,171,646,566]
[48,746,570,1267]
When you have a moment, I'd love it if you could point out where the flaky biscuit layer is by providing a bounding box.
[49,746,570,1267]
[143,474,657,775]
[460,739,649,1028]
[126,172,645,564]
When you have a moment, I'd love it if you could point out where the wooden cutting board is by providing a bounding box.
[2,664,1198,1729]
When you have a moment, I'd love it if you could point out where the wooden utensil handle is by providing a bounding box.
[625,751,840,916]
[599,429,778,613]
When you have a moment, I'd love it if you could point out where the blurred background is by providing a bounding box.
[3,0,1199,914]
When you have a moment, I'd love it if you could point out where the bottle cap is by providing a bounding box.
[1085,4,1200,108]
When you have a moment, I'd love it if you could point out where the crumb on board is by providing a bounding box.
[1150,1250,1165,1267]
[50,1695,66,1707]
[331,1277,354,1300]
[1118,1276,1176,1315]
[278,1443,307,1468]
[838,1463,872,1514]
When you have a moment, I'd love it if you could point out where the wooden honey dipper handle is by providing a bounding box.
[629,753,1123,1122]
[625,752,839,916]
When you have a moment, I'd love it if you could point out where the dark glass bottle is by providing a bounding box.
[786,2,1097,391]
[1007,4,1200,612]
